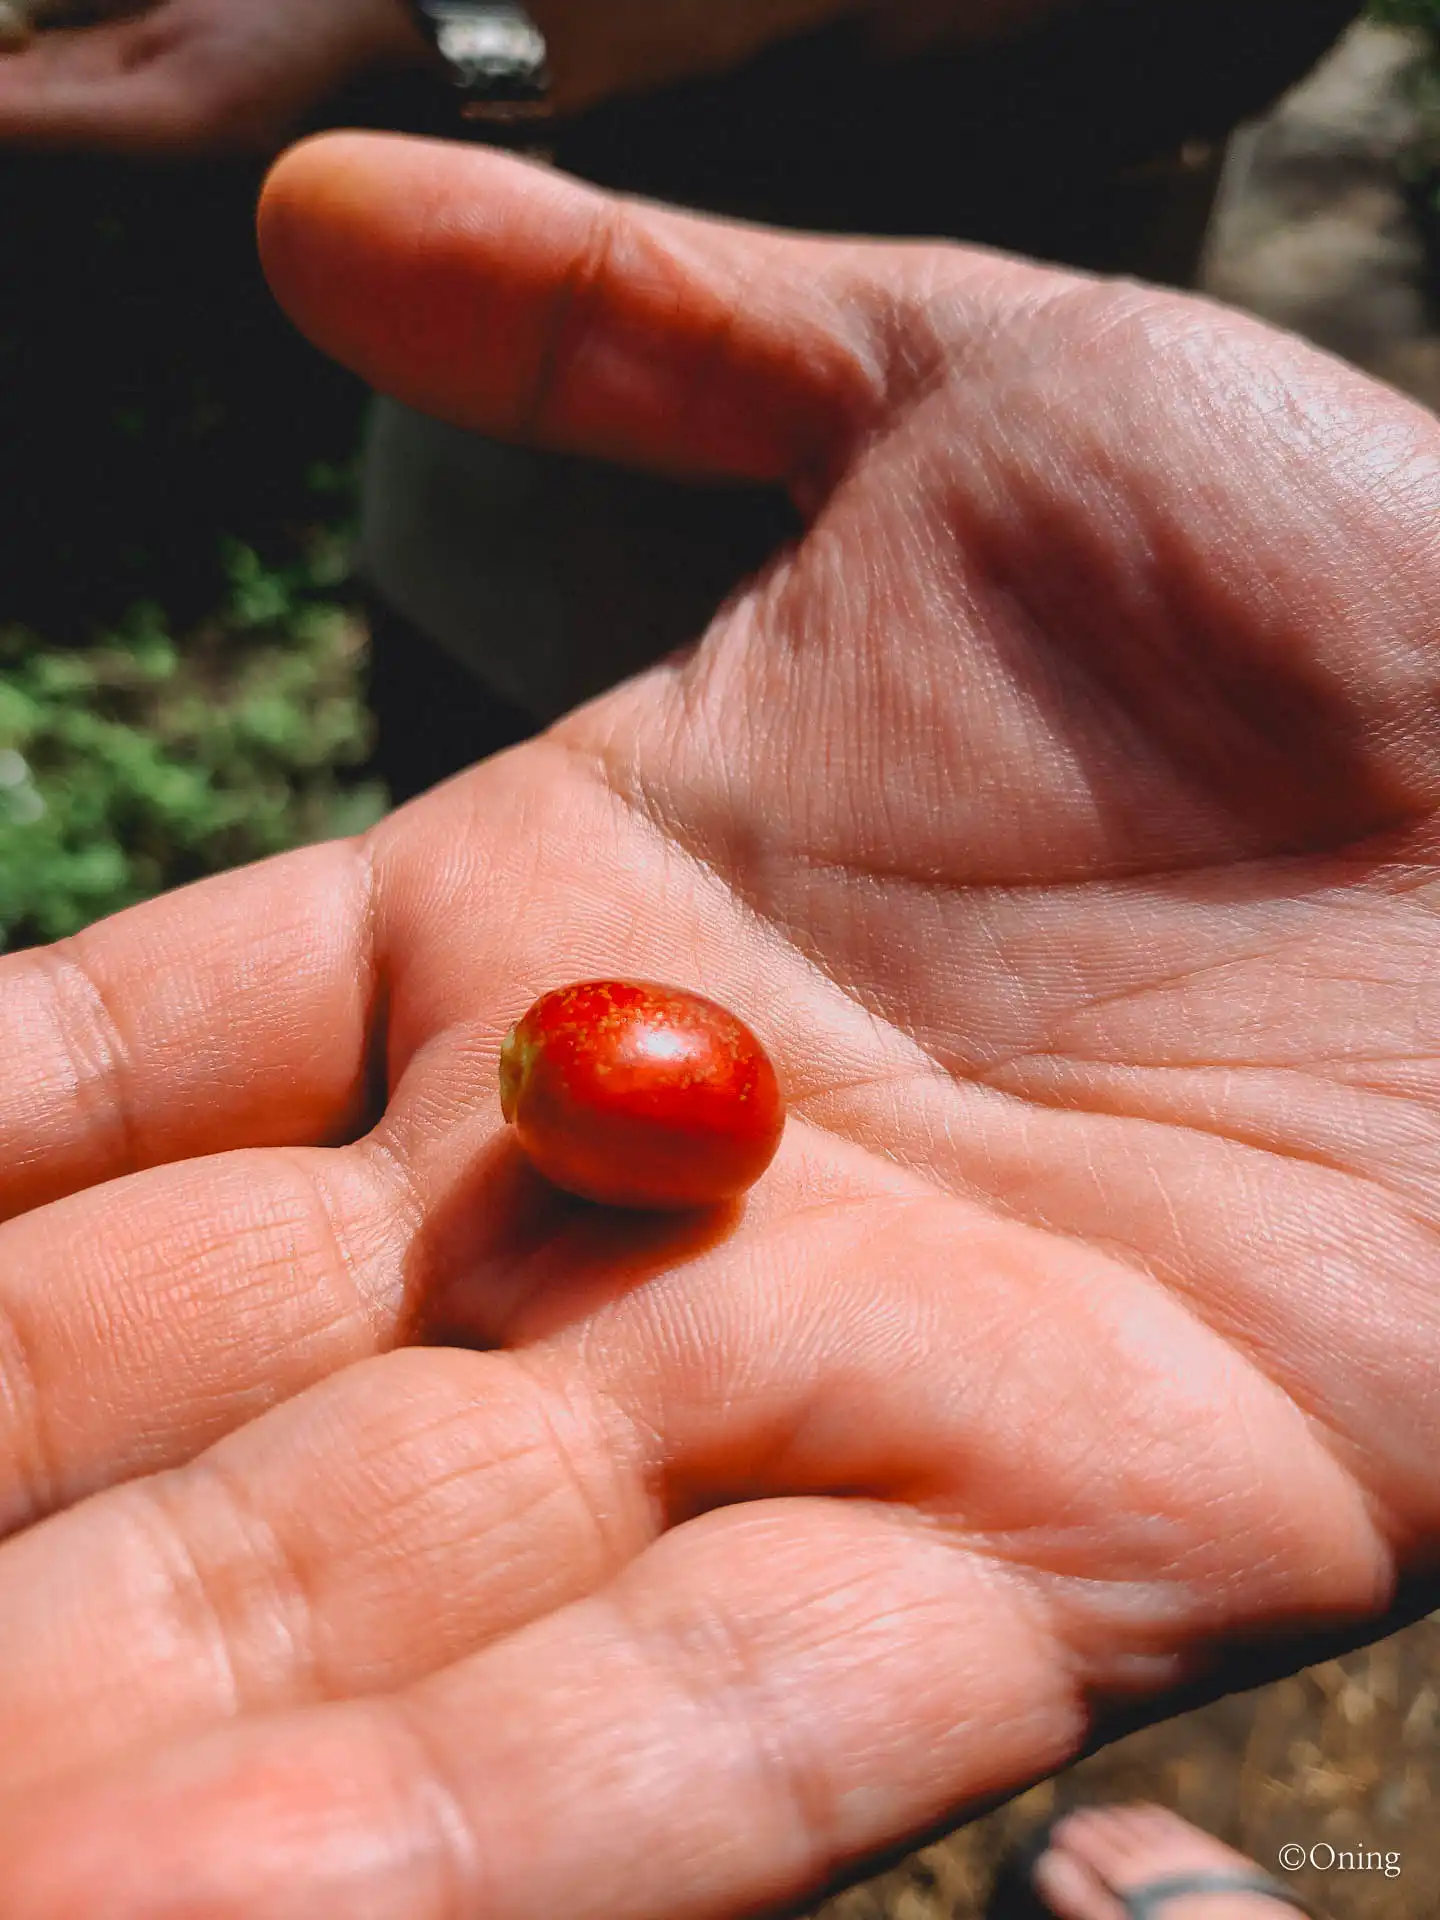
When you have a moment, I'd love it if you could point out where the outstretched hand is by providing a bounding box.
[0,0,869,154]
[0,133,1438,1916]
[0,0,423,153]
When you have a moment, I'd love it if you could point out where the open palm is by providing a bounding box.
[1,136,1438,1916]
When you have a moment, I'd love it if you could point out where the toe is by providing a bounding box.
[1052,1805,1157,1880]
[1031,1844,1130,1920]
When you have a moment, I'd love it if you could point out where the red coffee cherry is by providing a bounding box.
[498,980,785,1209]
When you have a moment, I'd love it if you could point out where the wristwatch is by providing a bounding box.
[402,1,553,144]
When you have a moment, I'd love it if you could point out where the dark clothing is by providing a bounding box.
[551,0,1360,262]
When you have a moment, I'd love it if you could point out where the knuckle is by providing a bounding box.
[135,1462,320,1711]
[0,1283,59,1537]
[26,941,139,1182]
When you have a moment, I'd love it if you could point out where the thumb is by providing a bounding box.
[257,131,888,487]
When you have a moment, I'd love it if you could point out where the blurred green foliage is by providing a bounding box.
[1371,0,1440,30]
[0,155,385,953]
[0,538,386,951]
[1371,0,1440,209]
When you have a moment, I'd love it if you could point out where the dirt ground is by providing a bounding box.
[803,25,1440,1920]
[1203,20,1440,407]
[807,1625,1440,1919]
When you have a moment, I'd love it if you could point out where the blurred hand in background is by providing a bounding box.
[0,0,430,152]
[0,0,1085,156]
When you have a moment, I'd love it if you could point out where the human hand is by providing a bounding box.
[0,134,1438,1915]
[0,0,424,153]
[0,0,879,155]
[0,0,1067,157]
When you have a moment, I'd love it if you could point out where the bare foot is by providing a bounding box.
[1031,1804,1308,1920]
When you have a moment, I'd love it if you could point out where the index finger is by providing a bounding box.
[0,836,378,1223]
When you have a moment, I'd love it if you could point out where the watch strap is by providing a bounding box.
[403,0,553,139]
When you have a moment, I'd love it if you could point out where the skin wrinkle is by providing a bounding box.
[141,1359,622,1720]
[628,237,751,477]
[599,1196,1366,1611]
[1157,309,1440,647]
[515,192,624,452]
[0,1279,57,1535]
[672,1374,1359,1789]
[776,259,894,504]
[1004,1158,1436,1535]
[580,738,1395,1209]
[384,1700,490,1920]
[662,1348,896,1522]
[956,587,1169,886]
[1160,299,1440,552]
[127,1473,246,1723]
[992,1548,1293,1661]
[0,1345,666,1792]
[390,686,1440,1494]
[368,1444,580,1569]
[555,727,820,985]
[0,836,378,1220]
[561,727,966,1101]
[606,537,1440,1182]
[552,701,1440,1281]
[970,1039,1440,1237]
[1005,1496,1393,1680]
[779,1551,990,1850]
[26,941,139,1192]
[271,1144,398,1349]
[844,1115,1434,1551]
[964,942,1431,1061]
[179,1165,370,1357]
[616,1576,837,1892]
[490,1348,652,1577]
[989,1053,1440,1183]
[572,1363,670,1531]
[781,1532,1071,1875]
[954,332,1439,846]
[886,262,1088,437]
[469,186,883,492]
[0,1153,399,1533]
[350,833,388,1135]
[973,497,1391,865]
[1018,929,1394,1043]
[158,1455,327,1708]
[622,370,1440,894]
